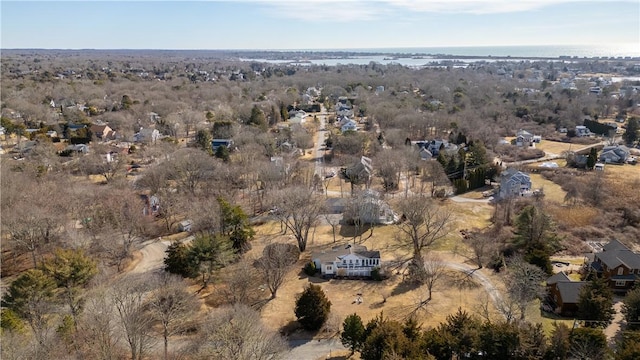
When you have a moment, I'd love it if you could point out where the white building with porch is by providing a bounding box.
[312,244,381,278]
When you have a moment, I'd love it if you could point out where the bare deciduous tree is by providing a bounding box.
[112,275,156,360]
[274,186,323,252]
[79,288,121,360]
[460,229,494,269]
[503,256,547,322]
[254,243,300,299]
[223,258,261,305]
[168,148,216,195]
[396,196,453,281]
[423,255,446,300]
[191,303,288,360]
[147,273,199,360]
[323,212,341,243]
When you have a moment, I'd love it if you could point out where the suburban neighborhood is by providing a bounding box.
[1,20,640,360]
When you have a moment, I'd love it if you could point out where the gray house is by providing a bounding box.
[599,145,630,164]
[498,168,532,198]
[515,129,533,146]
[344,156,373,187]
[134,128,160,144]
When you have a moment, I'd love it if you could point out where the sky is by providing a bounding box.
[1,0,639,51]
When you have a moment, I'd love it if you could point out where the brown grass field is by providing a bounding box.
[529,173,567,204]
[534,140,576,155]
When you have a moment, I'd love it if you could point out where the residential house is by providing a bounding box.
[141,194,160,216]
[90,124,115,141]
[289,111,307,124]
[590,239,640,293]
[178,220,193,232]
[148,112,161,123]
[341,119,358,133]
[599,145,630,164]
[12,141,37,155]
[343,156,373,187]
[65,144,90,155]
[498,168,532,198]
[134,128,160,144]
[546,272,586,315]
[211,139,234,151]
[346,189,399,225]
[312,244,381,278]
[414,140,452,157]
[515,129,534,146]
[575,125,592,137]
[419,147,433,160]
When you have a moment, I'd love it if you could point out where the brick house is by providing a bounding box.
[590,239,640,293]
[546,272,586,316]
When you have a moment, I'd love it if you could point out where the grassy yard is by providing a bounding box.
[249,193,503,335]
[535,140,575,155]
[529,173,567,204]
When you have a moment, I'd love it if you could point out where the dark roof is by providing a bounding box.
[603,239,629,252]
[556,281,586,304]
[547,272,571,285]
[596,249,640,270]
[355,250,380,259]
[591,261,603,272]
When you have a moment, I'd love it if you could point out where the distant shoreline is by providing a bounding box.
[2,45,639,62]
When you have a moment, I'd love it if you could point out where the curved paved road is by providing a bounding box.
[285,338,345,360]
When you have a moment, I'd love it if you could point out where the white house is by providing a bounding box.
[312,244,381,278]
[341,119,358,133]
[498,168,532,198]
[134,128,160,144]
[345,189,399,225]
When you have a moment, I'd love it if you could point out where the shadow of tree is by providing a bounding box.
[338,223,371,239]
[447,271,480,290]
[390,280,420,297]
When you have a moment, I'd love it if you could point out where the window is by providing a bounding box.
[616,280,626,287]
[618,267,624,275]
[327,266,332,271]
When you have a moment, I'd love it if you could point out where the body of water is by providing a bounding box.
[241,44,639,67]
[293,44,640,59]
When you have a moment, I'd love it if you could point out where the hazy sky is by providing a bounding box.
[1,0,639,50]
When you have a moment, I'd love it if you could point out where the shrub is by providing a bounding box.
[295,284,331,331]
[371,267,383,281]
[303,261,317,276]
